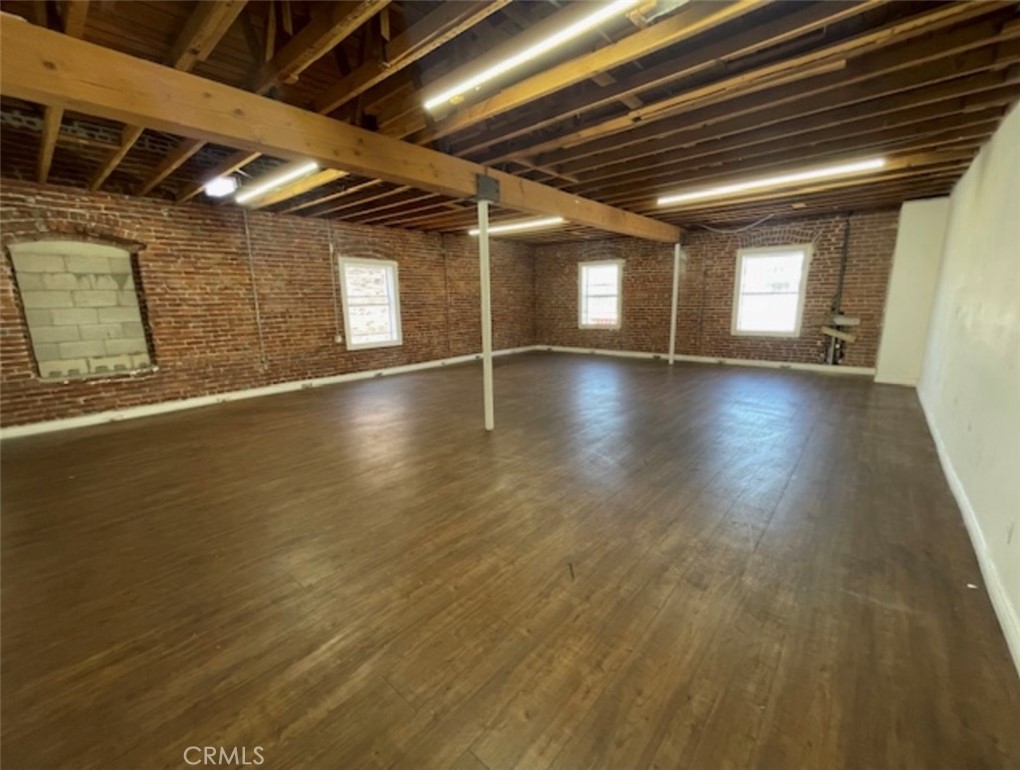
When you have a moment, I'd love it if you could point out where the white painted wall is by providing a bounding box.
[875,198,949,386]
[918,103,1020,674]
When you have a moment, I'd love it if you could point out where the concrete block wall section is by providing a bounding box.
[8,240,152,379]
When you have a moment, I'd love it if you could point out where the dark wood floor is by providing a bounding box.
[2,352,1018,769]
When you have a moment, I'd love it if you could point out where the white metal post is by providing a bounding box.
[668,243,682,365]
[478,199,495,430]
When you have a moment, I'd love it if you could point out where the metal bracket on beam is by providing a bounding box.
[475,173,501,203]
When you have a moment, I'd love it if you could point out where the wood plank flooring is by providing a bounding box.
[2,352,1018,769]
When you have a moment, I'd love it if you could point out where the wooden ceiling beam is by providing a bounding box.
[279,179,380,214]
[251,0,390,93]
[563,95,1015,197]
[163,0,388,200]
[246,169,348,209]
[401,0,767,144]
[533,31,1020,171]
[619,150,976,213]
[137,138,205,195]
[37,0,88,184]
[313,0,510,115]
[452,0,886,159]
[0,23,678,240]
[91,1,249,191]
[557,71,1020,180]
[168,0,248,72]
[604,134,988,207]
[508,3,1018,163]
[659,166,970,218]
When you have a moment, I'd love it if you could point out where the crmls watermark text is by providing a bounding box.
[183,746,265,765]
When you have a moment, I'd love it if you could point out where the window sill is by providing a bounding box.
[730,330,801,338]
[346,340,404,351]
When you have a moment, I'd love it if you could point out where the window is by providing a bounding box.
[338,257,402,350]
[9,240,152,380]
[732,245,811,337]
[579,260,623,329]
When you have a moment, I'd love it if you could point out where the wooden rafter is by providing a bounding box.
[91,1,249,191]
[313,1,511,115]
[397,0,767,144]
[177,0,509,205]
[502,2,1015,164]
[154,0,389,199]
[37,0,88,184]
[0,20,680,242]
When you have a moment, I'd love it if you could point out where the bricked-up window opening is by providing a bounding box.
[9,241,153,380]
[338,257,403,350]
[732,245,812,337]
[579,260,623,329]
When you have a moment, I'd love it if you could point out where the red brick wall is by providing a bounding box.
[0,180,534,427]
[535,210,900,367]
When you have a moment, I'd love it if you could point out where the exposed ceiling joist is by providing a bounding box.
[0,21,680,242]
[453,0,887,159]
[402,0,767,144]
[313,0,511,116]
[511,1,1016,163]
[91,0,249,191]
[37,0,88,184]
[158,0,388,200]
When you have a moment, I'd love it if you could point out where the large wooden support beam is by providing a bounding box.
[0,21,679,242]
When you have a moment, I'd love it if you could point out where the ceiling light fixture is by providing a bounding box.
[203,175,238,198]
[468,216,564,236]
[657,158,888,207]
[424,0,640,112]
[235,160,319,204]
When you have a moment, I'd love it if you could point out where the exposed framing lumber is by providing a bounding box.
[247,169,348,209]
[398,0,767,143]
[137,138,205,195]
[0,21,679,242]
[233,1,510,207]
[92,0,248,191]
[279,179,380,214]
[507,2,1016,164]
[313,0,511,115]
[251,0,388,92]
[37,0,88,183]
[563,97,1016,198]
[162,0,389,200]
[452,0,887,159]
[89,125,143,191]
[531,31,1020,171]
[168,0,248,72]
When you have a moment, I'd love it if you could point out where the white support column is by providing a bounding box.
[478,199,495,430]
[668,243,682,365]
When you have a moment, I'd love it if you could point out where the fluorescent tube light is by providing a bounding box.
[203,176,238,198]
[468,216,564,236]
[424,0,639,111]
[657,158,888,207]
[235,161,319,204]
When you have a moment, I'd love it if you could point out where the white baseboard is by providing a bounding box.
[540,346,875,375]
[537,345,664,361]
[0,344,874,440]
[0,347,534,440]
[919,391,1020,677]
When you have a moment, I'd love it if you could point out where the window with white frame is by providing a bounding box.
[338,257,402,350]
[732,245,811,337]
[578,260,622,329]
